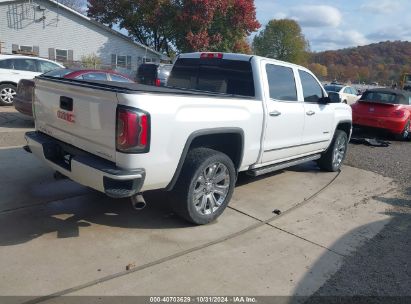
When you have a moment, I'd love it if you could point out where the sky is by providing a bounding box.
[254,0,411,51]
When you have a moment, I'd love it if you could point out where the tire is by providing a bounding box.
[317,130,348,172]
[395,120,410,141]
[171,148,236,225]
[343,100,348,104]
[0,84,17,106]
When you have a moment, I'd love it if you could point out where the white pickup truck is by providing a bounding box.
[25,52,352,225]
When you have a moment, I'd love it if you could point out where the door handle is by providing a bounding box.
[306,110,316,116]
[269,110,282,117]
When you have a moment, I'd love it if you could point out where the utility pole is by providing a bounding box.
[0,41,4,54]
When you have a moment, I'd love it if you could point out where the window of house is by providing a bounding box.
[56,49,68,62]
[20,45,33,52]
[117,55,127,68]
[111,55,132,69]
[266,64,297,101]
[299,70,324,103]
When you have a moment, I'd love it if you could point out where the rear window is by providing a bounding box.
[0,59,13,69]
[361,91,407,105]
[324,85,343,92]
[167,58,255,97]
[43,68,74,78]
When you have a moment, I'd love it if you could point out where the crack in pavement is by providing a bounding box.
[21,171,342,304]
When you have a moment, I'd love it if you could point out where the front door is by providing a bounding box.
[298,70,335,154]
[261,63,305,163]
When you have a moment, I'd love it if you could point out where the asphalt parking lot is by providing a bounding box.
[0,106,410,302]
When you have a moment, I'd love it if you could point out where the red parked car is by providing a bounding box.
[351,88,411,140]
[14,69,134,117]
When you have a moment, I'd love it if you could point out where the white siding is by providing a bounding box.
[0,0,162,76]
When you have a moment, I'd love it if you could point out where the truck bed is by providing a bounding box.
[38,76,255,99]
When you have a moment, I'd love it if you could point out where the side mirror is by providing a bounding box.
[327,92,341,103]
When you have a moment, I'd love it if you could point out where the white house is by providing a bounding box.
[0,0,167,76]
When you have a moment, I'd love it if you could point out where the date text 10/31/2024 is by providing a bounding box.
[149,297,258,303]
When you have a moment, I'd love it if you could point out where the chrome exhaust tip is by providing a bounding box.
[131,193,146,211]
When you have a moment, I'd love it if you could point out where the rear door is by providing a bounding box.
[34,78,119,161]
[261,62,305,163]
[298,70,334,153]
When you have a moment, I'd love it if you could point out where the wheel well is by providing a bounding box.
[190,133,243,169]
[165,130,244,191]
[0,81,18,87]
[336,121,351,137]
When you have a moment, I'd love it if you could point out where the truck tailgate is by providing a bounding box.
[34,78,118,161]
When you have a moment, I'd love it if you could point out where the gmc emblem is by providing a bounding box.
[57,110,75,123]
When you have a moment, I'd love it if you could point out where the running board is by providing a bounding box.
[247,154,321,177]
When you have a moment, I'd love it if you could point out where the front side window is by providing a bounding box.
[110,74,132,83]
[80,73,108,81]
[37,60,61,73]
[266,64,297,101]
[299,70,323,103]
[343,87,351,94]
[12,59,38,72]
[56,49,68,62]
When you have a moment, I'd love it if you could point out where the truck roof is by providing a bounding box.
[178,52,309,71]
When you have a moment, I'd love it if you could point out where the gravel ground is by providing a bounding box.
[306,129,411,300]
[345,129,410,184]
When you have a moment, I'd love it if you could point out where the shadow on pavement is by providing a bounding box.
[0,111,34,128]
[0,190,192,246]
[294,187,411,301]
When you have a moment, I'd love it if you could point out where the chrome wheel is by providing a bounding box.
[0,87,16,104]
[403,122,410,139]
[332,136,347,168]
[192,162,230,216]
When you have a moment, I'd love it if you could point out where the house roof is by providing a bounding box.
[0,0,169,60]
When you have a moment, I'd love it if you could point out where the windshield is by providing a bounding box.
[43,68,73,78]
[324,85,343,92]
[361,91,400,104]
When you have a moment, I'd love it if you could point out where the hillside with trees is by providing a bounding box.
[310,41,411,85]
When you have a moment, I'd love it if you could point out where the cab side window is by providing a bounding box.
[299,70,323,103]
[0,59,13,69]
[266,64,297,101]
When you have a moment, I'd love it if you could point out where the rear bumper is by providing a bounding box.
[25,131,145,198]
[353,114,407,134]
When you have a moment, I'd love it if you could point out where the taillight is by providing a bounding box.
[116,106,150,153]
[200,53,223,59]
[155,78,161,87]
[393,110,405,118]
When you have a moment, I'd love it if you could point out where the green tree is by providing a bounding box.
[253,19,309,65]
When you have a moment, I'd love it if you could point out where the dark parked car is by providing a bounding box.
[137,63,173,86]
[14,69,134,117]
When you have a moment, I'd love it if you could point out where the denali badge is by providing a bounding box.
[57,110,75,123]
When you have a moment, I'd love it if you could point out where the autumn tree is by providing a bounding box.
[308,63,328,79]
[87,0,260,55]
[253,19,309,65]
